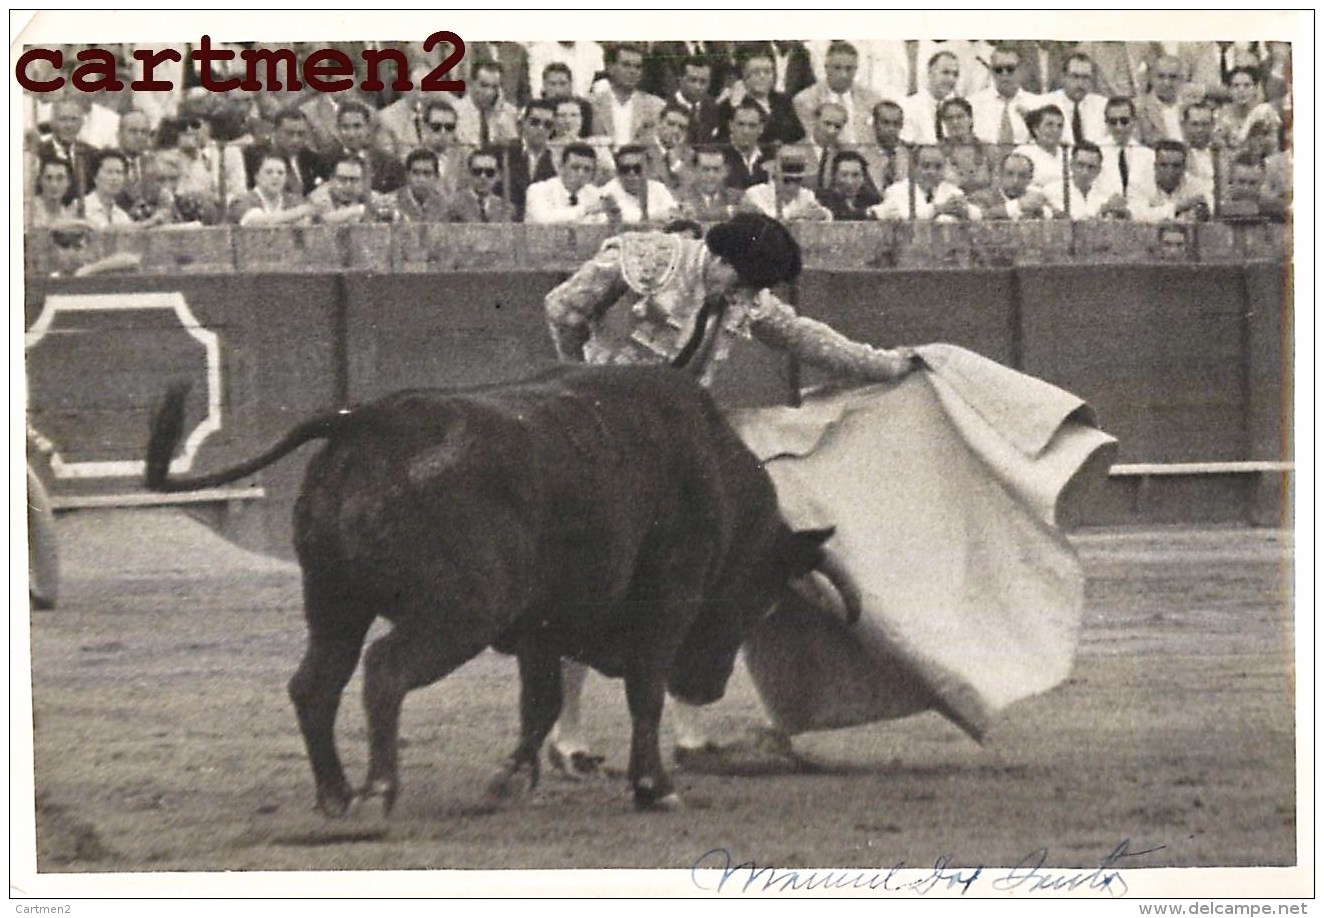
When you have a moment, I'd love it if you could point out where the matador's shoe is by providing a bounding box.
[547,742,606,781]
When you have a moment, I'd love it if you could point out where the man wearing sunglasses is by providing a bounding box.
[441,149,514,223]
[1097,96,1155,201]
[598,143,678,225]
[970,45,1044,147]
[307,154,386,225]
[416,99,467,200]
[499,100,560,221]
[739,150,832,223]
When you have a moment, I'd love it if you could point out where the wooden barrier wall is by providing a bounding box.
[24,260,1292,555]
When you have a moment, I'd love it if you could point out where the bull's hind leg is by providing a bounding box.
[625,660,681,812]
[360,625,485,815]
[485,644,563,805]
[289,620,372,818]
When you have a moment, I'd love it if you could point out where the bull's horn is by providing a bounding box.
[813,546,863,626]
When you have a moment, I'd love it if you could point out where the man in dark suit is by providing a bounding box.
[441,148,516,223]
[716,49,804,146]
[498,99,560,220]
[665,55,724,146]
[732,40,815,97]
[641,40,736,99]
[999,40,1074,93]
[34,98,98,206]
[318,100,405,194]
[241,109,324,196]
[720,99,772,190]
[674,146,744,222]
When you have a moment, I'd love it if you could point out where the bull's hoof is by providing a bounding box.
[632,778,681,812]
[547,743,606,781]
[314,785,355,819]
[483,762,536,807]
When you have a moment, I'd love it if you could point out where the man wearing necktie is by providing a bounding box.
[970,46,1042,147]
[803,102,847,194]
[456,60,520,149]
[440,149,514,223]
[1099,96,1154,200]
[791,41,883,147]
[1042,52,1109,148]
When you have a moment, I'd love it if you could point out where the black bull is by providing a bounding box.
[145,365,859,814]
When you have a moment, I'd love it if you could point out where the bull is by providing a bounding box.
[145,365,859,815]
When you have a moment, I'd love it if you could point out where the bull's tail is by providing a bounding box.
[145,383,346,492]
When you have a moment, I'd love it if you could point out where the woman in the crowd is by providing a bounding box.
[81,151,136,229]
[1214,65,1282,152]
[225,154,318,227]
[1014,105,1068,195]
[936,97,994,196]
[550,98,615,182]
[27,159,81,229]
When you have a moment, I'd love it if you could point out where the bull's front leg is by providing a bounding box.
[624,663,681,811]
[484,643,563,806]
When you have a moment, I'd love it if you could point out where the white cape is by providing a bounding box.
[729,344,1118,741]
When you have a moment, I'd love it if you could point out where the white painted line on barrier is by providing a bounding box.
[26,292,223,480]
[50,488,265,510]
[1111,461,1294,477]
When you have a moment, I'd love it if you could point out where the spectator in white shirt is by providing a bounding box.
[526,41,605,100]
[1097,96,1155,200]
[1179,101,1218,189]
[1048,141,1132,220]
[1042,52,1109,147]
[598,143,678,225]
[870,144,978,221]
[524,142,609,224]
[739,150,833,223]
[1135,55,1198,146]
[969,45,1043,147]
[967,152,1057,220]
[1014,105,1068,195]
[1131,140,1213,224]
[81,151,136,229]
[792,41,885,147]
[900,51,960,146]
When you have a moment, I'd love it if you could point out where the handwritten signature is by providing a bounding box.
[690,839,1166,897]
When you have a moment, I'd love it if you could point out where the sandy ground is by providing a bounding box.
[17,508,1300,894]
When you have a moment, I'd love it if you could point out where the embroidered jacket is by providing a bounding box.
[545,231,912,387]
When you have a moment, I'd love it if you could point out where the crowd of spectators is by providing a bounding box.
[22,38,1292,251]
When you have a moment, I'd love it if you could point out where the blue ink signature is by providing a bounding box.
[690,839,1165,897]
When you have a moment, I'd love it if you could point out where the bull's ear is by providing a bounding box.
[782,526,835,577]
